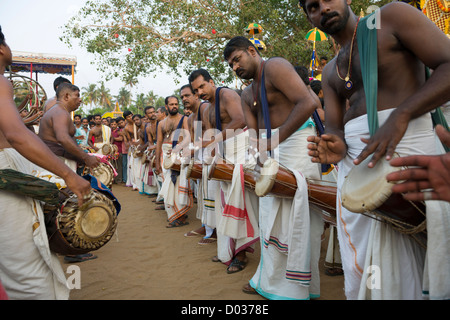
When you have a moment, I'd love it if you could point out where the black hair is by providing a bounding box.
[116,116,125,122]
[55,83,79,99]
[144,106,155,114]
[180,84,194,94]
[132,114,142,120]
[53,76,71,92]
[310,80,322,95]
[110,118,117,123]
[157,106,168,116]
[223,36,259,61]
[93,114,102,119]
[123,110,133,118]
[0,25,5,46]
[188,68,213,84]
[74,114,82,119]
[294,66,310,86]
[298,0,307,13]
[165,95,178,105]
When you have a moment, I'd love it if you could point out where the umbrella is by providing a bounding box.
[246,23,263,35]
[305,28,329,77]
[249,37,266,51]
[305,27,328,42]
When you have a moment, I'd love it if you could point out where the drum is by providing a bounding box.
[254,158,297,198]
[163,152,181,172]
[252,158,337,224]
[341,155,426,234]
[84,163,114,189]
[207,158,257,191]
[186,160,203,180]
[101,144,113,156]
[43,188,118,255]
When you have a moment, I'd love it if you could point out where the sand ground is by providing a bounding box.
[63,184,345,300]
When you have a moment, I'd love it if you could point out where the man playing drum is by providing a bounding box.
[0,26,91,299]
[155,95,193,228]
[38,83,100,172]
[224,36,323,299]
[189,68,259,274]
[301,0,450,299]
[88,114,112,155]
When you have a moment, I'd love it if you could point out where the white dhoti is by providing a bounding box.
[249,125,324,300]
[337,109,449,300]
[159,143,193,223]
[139,160,158,196]
[215,131,260,266]
[0,149,69,300]
[93,125,112,156]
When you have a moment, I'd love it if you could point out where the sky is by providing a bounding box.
[0,0,181,105]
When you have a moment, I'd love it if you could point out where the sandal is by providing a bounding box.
[64,253,97,263]
[166,219,189,228]
[226,257,248,274]
[242,283,257,295]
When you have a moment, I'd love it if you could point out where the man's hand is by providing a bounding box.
[307,133,347,164]
[354,109,409,168]
[84,154,100,168]
[386,125,450,202]
[64,172,91,206]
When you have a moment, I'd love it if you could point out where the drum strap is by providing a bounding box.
[357,11,449,152]
[260,65,273,157]
[171,115,185,184]
[215,87,225,156]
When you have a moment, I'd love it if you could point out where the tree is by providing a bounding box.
[97,81,113,109]
[62,0,393,87]
[81,83,98,109]
[116,86,132,109]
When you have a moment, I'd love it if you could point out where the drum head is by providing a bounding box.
[79,203,114,239]
[92,163,114,188]
[341,154,400,213]
[102,144,112,155]
[163,153,176,169]
[255,158,279,197]
[60,190,118,251]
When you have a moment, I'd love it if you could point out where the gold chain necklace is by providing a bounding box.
[336,17,360,90]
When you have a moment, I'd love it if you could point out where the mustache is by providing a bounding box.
[321,11,339,26]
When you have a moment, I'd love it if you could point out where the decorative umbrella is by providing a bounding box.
[246,23,263,35]
[305,28,329,77]
[249,37,266,51]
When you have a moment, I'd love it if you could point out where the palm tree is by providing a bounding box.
[81,83,98,110]
[133,92,146,115]
[97,81,112,110]
[116,87,132,111]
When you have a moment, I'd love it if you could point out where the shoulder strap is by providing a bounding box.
[356,13,379,137]
[172,115,185,148]
[215,87,224,131]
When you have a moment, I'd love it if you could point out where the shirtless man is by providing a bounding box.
[155,96,189,175]
[0,25,90,299]
[300,0,450,299]
[144,106,158,152]
[224,36,322,298]
[88,114,112,154]
[43,76,71,113]
[188,68,245,155]
[38,83,99,170]
[189,68,259,274]
[155,96,191,227]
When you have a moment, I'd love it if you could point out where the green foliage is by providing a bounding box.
[62,0,393,88]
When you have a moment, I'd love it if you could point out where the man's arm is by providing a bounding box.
[307,62,348,164]
[154,119,165,175]
[0,77,91,205]
[355,2,450,166]
[266,58,320,146]
[53,113,99,168]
